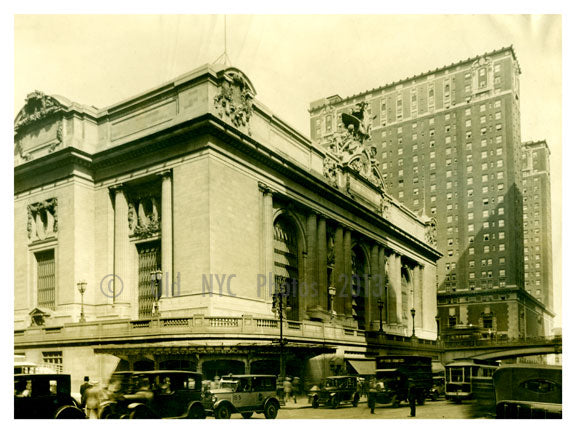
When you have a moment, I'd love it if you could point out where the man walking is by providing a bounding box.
[79,376,91,409]
[368,379,377,414]
[408,378,416,417]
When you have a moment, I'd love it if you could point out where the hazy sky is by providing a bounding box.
[13,14,562,325]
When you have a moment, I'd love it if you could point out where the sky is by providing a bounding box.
[12,14,563,326]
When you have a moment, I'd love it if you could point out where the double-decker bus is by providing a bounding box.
[445,359,498,402]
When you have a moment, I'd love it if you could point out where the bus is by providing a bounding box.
[445,359,499,402]
[493,364,561,419]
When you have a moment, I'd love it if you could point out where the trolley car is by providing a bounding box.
[445,359,498,402]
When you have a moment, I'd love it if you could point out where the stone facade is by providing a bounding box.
[14,64,440,391]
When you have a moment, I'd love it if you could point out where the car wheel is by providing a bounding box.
[129,405,155,419]
[312,397,319,409]
[187,404,206,419]
[215,404,232,419]
[264,401,279,419]
[329,396,339,409]
[241,412,253,419]
[431,391,439,401]
[54,405,86,419]
[417,396,425,405]
[98,405,116,419]
[352,393,359,407]
[391,395,400,408]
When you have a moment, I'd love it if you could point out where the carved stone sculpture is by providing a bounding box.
[213,68,256,134]
[15,91,64,132]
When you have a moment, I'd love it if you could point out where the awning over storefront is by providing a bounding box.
[432,361,445,375]
[347,359,376,376]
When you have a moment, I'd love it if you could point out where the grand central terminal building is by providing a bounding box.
[14,64,441,389]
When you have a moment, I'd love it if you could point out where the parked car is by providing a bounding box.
[203,374,280,419]
[14,374,85,419]
[308,376,360,409]
[98,370,205,419]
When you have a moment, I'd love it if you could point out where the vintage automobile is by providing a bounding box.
[429,375,445,401]
[98,370,205,419]
[14,374,85,419]
[203,374,280,419]
[308,376,360,409]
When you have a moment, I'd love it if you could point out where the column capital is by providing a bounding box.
[157,169,173,179]
[108,183,125,194]
[258,181,273,195]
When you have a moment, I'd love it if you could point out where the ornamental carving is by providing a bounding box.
[323,157,338,187]
[213,68,256,134]
[322,102,386,192]
[15,91,65,133]
[127,194,161,239]
[48,121,64,153]
[27,198,58,242]
[425,217,438,247]
[380,195,391,220]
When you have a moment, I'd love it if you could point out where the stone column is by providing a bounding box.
[334,225,344,314]
[390,253,403,324]
[304,212,317,312]
[159,171,173,296]
[368,244,380,327]
[379,247,388,323]
[111,185,129,305]
[317,215,327,310]
[343,228,352,317]
[259,182,274,299]
[416,265,424,331]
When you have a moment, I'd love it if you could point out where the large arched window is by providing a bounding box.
[351,245,368,330]
[273,215,300,321]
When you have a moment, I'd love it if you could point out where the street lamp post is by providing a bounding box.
[151,270,162,318]
[77,280,87,323]
[328,286,336,319]
[377,298,384,334]
[435,315,440,341]
[410,308,416,338]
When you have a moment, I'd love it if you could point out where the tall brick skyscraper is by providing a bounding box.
[309,46,554,338]
[521,140,554,314]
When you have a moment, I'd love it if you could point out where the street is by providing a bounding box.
[224,398,487,419]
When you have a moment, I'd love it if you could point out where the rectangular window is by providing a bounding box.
[381,101,387,126]
[36,249,56,310]
[443,80,451,104]
[396,95,403,120]
[42,351,63,373]
[468,224,474,232]
[411,89,418,117]
[325,114,333,132]
[494,100,501,108]
[428,85,435,111]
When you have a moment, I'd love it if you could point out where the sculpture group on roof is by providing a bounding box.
[323,101,385,192]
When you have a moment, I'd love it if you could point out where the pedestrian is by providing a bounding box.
[367,379,377,414]
[80,376,91,409]
[292,377,300,403]
[283,377,293,405]
[85,380,104,419]
[408,378,416,417]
